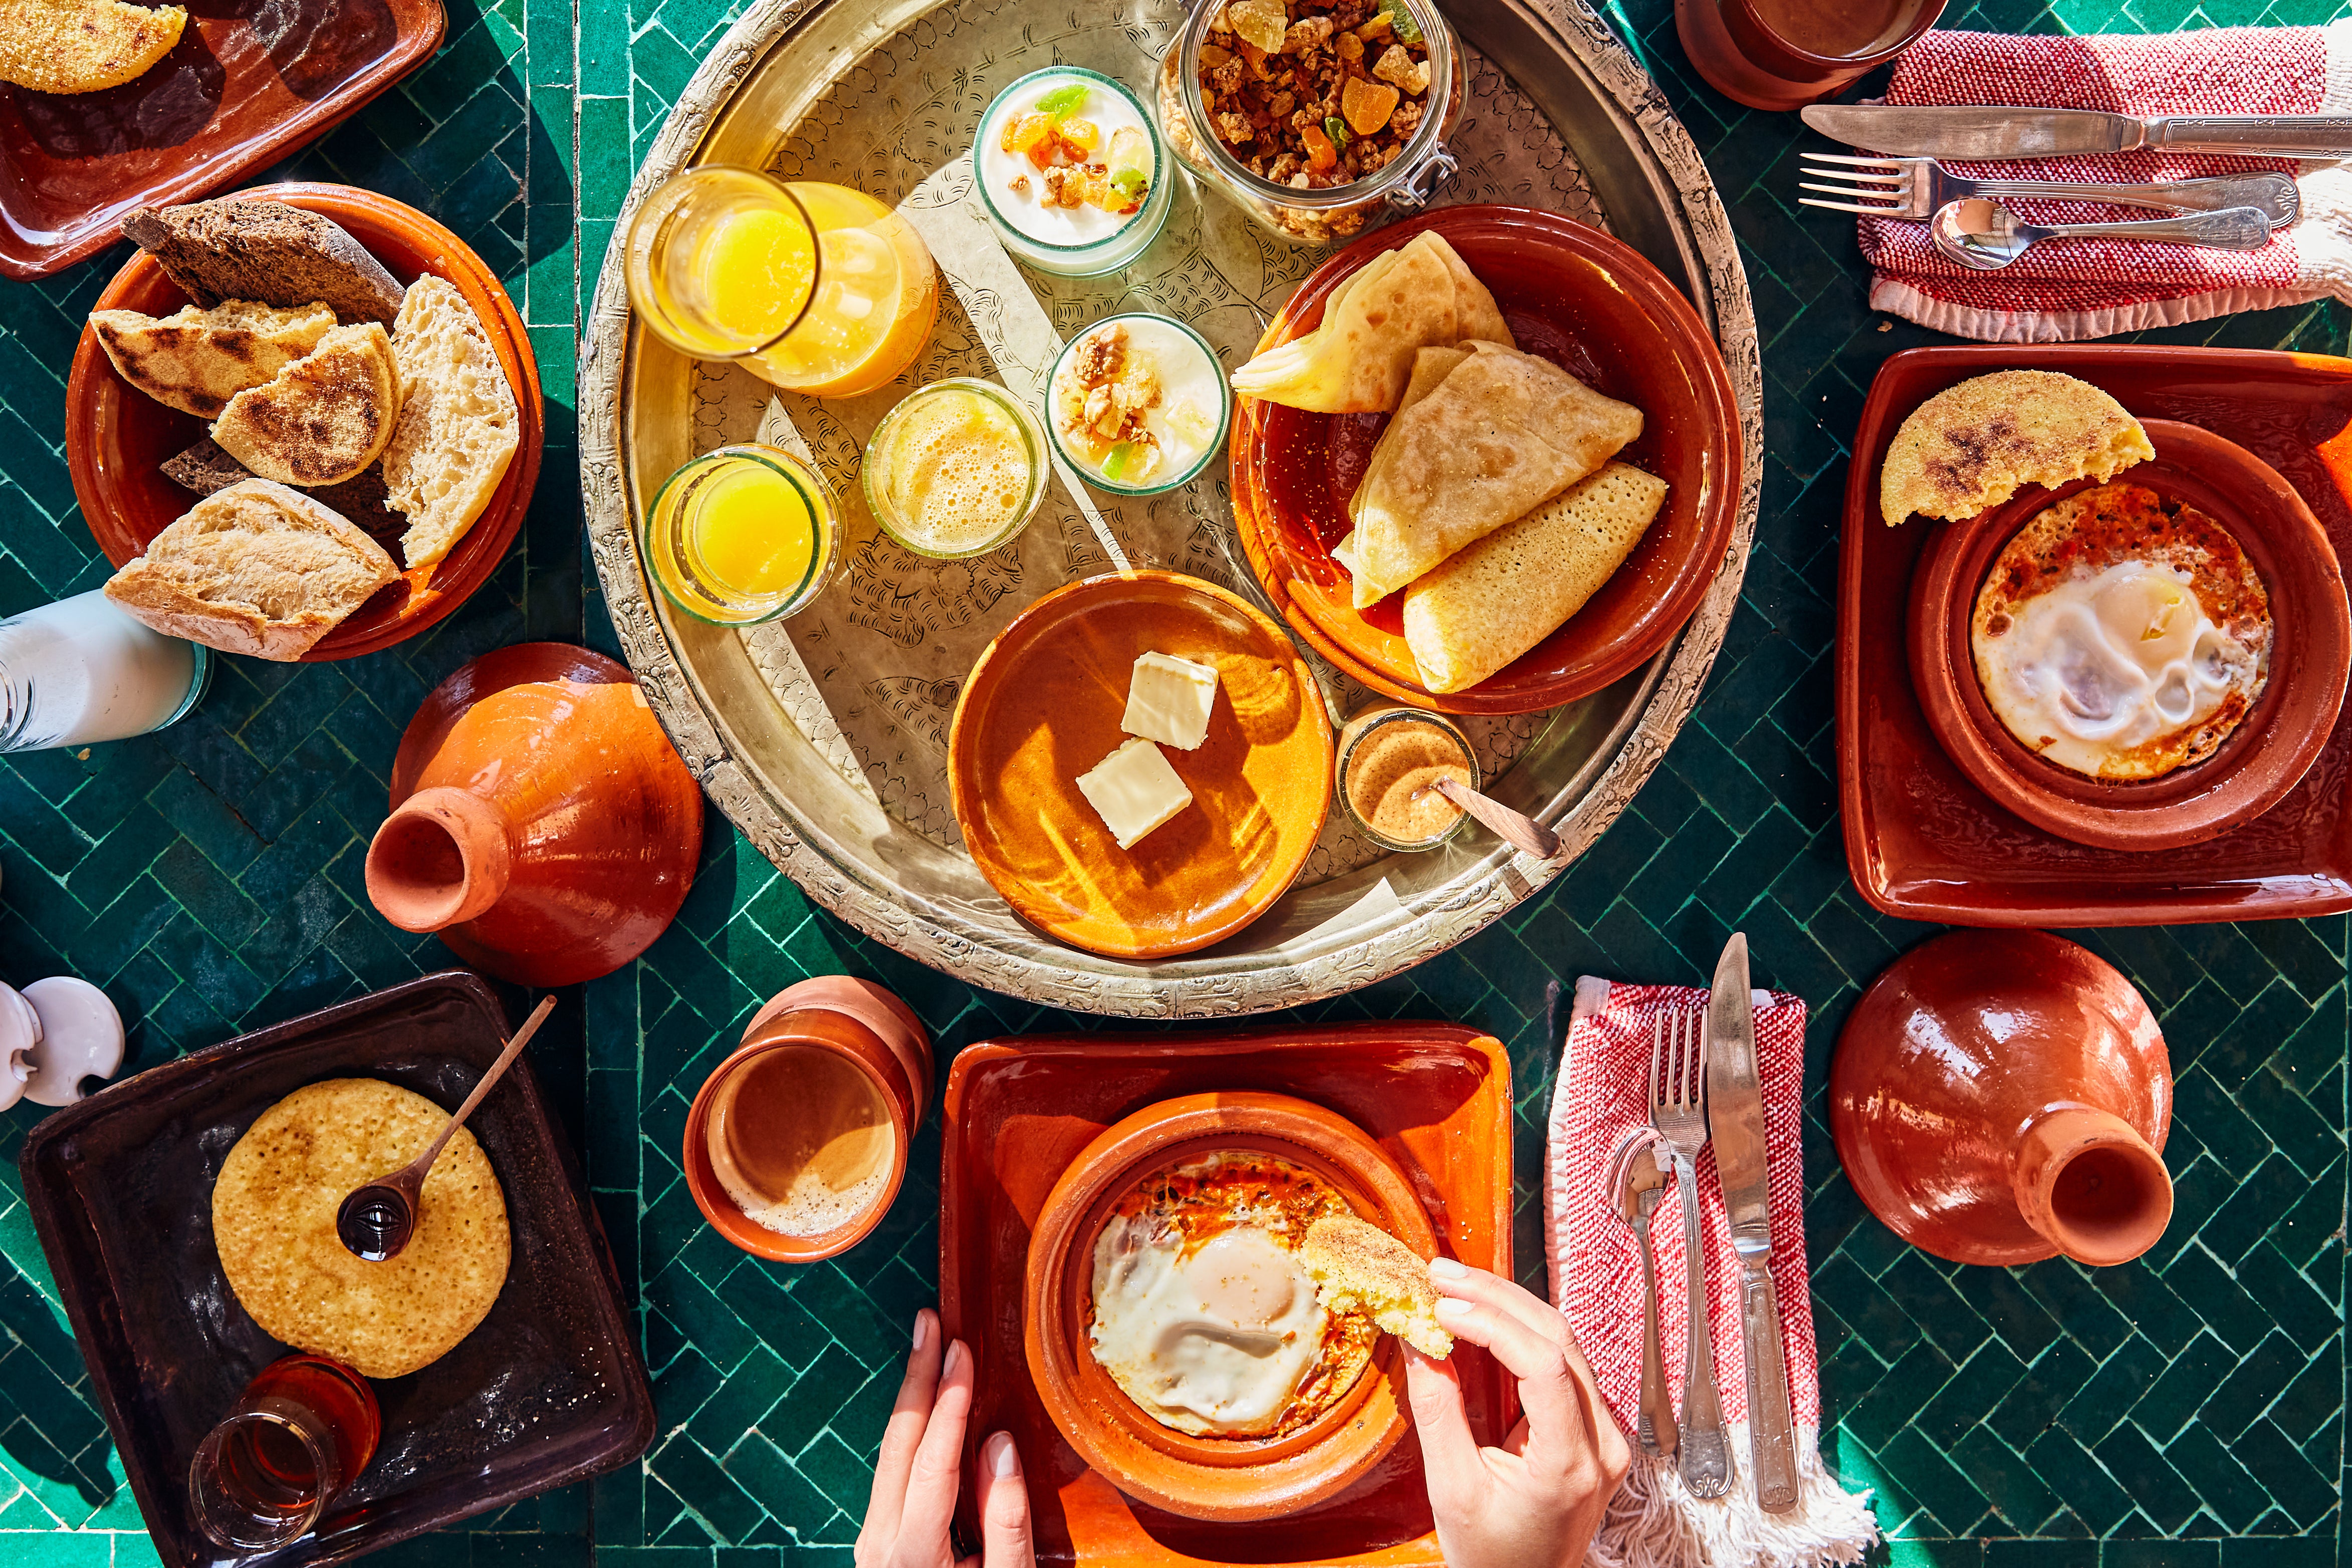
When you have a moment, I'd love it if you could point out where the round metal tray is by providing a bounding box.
[580,0,1763,1018]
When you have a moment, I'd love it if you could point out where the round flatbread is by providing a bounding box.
[212,1078,510,1379]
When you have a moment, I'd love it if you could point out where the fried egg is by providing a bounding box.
[1085,1153,1373,1438]
[1971,483,2271,780]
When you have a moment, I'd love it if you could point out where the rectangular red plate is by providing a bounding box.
[1838,344,2352,926]
[940,1022,1517,1566]
[0,0,444,279]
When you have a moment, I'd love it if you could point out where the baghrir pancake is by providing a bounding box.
[1880,370,2153,527]
[212,1078,509,1379]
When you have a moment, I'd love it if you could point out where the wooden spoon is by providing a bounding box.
[1419,775,1561,858]
[336,995,556,1262]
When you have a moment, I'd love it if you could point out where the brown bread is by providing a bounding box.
[121,197,408,325]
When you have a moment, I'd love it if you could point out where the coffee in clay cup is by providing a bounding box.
[684,977,931,1261]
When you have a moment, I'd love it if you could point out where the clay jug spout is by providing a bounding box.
[2011,1106,2173,1268]
[367,786,512,933]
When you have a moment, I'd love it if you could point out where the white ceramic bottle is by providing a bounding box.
[0,591,210,752]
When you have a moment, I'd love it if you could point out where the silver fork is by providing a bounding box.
[1798,153,2299,228]
[1651,1008,1730,1498]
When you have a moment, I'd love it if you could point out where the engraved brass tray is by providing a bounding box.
[580,0,1763,1018]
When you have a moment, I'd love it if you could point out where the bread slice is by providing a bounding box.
[0,0,186,94]
[1302,1214,1454,1358]
[165,437,406,549]
[211,322,399,488]
[91,300,335,418]
[104,480,400,661]
[381,275,519,570]
[121,198,408,325]
[1880,370,2153,527]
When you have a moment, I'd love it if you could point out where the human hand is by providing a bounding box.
[856,1309,1035,1568]
[1403,1260,1631,1568]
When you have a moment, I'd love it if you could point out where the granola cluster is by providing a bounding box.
[1195,0,1433,198]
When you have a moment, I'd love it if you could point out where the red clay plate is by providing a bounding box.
[1839,345,2352,925]
[0,0,444,279]
[65,181,543,662]
[939,1023,1516,1567]
[1231,205,1741,715]
[946,570,1332,960]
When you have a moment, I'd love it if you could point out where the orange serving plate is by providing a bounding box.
[939,1022,1516,1567]
[0,0,444,279]
[64,182,543,662]
[1230,205,1742,715]
[946,570,1332,959]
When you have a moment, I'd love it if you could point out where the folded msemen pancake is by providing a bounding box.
[212,1078,509,1379]
[1404,461,1669,693]
[1338,343,1643,607]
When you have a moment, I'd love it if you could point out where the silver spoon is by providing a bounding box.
[1416,775,1560,858]
[1612,1132,1678,1458]
[336,995,556,1262]
[1929,197,2274,271]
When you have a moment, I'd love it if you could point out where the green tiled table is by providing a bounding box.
[0,0,2342,1561]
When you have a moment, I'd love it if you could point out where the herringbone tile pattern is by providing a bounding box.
[0,0,2341,1563]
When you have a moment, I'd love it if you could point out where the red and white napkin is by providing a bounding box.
[1852,24,2352,342]
[1546,978,1876,1568]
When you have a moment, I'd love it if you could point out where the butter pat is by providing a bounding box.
[1121,651,1220,750]
[1076,737,1194,849]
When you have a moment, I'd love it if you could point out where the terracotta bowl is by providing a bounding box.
[1907,420,2351,853]
[63,180,545,661]
[1230,204,1743,715]
[1023,1091,1433,1521]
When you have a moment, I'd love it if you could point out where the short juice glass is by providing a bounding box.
[625,168,940,398]
[862,379,1049,560]
[974,67,1176,277]
[1333,705,1481,853]
[643,444,842,624]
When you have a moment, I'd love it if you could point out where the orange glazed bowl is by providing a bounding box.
[1231,204,1742,715]
[1023,1091,1434,1521]
[64,181,544,662]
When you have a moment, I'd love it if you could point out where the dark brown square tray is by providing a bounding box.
[16,970,653,1568]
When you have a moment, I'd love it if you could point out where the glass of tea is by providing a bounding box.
[188,1354,381,1552]
[1675,0,1946,111]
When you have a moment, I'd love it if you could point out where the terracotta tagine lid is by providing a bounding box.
[366,643,704,986]
[1830,930,2173,1268]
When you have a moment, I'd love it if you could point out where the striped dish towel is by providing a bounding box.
[1545,977,1877,1568]
[1851,24,2352,342]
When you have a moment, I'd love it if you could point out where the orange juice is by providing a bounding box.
[642,445,840,624]
[626,168,939,400]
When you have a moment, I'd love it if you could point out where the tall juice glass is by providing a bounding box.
[642,444,843,625]
[625,168,939,399]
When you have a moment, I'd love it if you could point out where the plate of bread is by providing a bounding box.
[1230,206,1741,715]
[65,182,542,662]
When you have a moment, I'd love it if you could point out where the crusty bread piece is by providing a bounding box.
[382,275,519,570]
[91,300,335,418]
[1303,1214,1454,1358]
[121,198,408,325]
[164,437,407,550]
[0,0,186,94]
[104,480,399,661]
[1880,370,2153,527]
[212,322,399,487]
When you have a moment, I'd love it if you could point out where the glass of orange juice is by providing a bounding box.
[642,444,842,624]
[624,168,940,399]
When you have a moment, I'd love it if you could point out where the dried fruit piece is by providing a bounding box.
[1000,110,1055,157]
[1324,114,1351,148]
[1062,118,1100,153]
[1342,76,1400,137]
[1301,122,1337,173]
[1227,0,1289,55]
[1376,0,1422,45]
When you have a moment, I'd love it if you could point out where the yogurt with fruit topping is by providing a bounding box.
[975,67,1174,275]
[1049,314,1231,495]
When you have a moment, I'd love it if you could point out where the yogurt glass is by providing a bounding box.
[974,68,1175,277]
[1047,314,1231,496]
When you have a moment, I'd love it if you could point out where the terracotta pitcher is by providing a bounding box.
[366,643,703,986]
[1830,930,2173,1268]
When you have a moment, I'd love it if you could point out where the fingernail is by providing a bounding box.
[985,1431,1021,1478]
[943,1339,968,1378]
[912,1311,932,1351]
[1436,1295,1473,1320]
[1430,1257,1469,1280]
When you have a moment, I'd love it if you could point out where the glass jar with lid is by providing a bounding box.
[1156,0,1465,246]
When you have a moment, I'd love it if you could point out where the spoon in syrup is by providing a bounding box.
[1414,775,1561,858]
[336,995,556,1262]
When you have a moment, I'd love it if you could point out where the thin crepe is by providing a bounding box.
[1337,344,1644,608]
[1230,232,1515,413]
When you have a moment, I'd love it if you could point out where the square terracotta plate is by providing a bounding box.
[0,0,444,279]
[940,1022,1517,1566]
[16,971,655,1568]
[1838,344,2352,926]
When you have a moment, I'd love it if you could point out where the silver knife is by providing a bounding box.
[1804,103,2352,161]
[1707,933,1798,1514]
